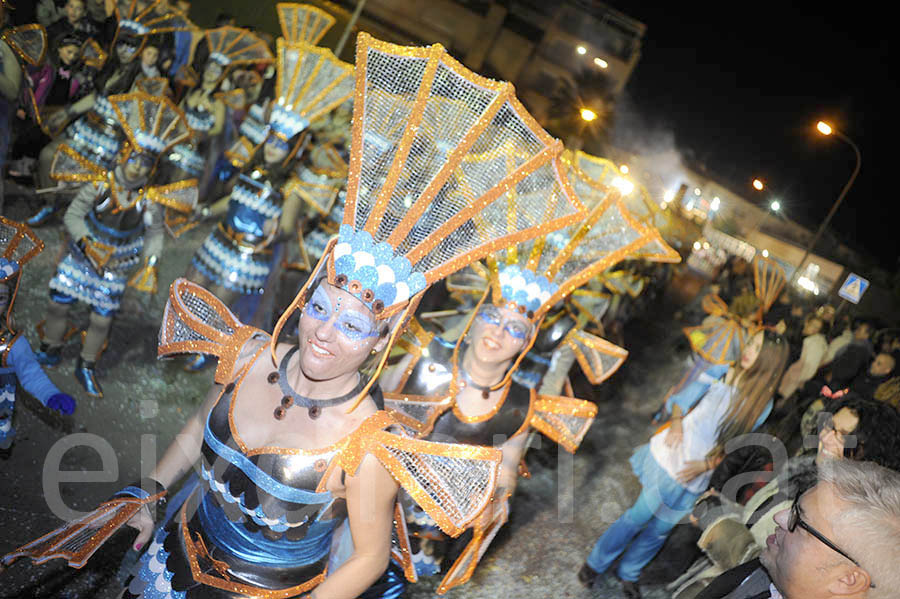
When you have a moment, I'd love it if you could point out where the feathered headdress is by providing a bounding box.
[277,2,336,44]
[271,32,585,409]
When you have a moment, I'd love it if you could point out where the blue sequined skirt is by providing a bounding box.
[48,217,143,314]
[191,226,272,295]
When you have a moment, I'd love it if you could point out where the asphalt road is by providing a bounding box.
[0,193,695,598]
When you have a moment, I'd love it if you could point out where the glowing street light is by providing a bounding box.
[576,45,587,55]
[791,120,862,283]
[752,178,764,191]
[593,57,608,68]
[580,108,597,122]
[816,121,833,136]
[770,200,781,212]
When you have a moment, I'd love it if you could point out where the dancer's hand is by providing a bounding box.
[676,460,708,484]
[664,420,683,448]
[125,505,154,552]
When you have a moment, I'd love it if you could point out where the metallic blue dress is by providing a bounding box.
[191,174,283,295]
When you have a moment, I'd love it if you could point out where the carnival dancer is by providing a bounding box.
[1,7,44,211]
[2,30,585,599]
[163,26,272,199]
[28,0,196,225]
[33,91,196,397]
[578,328,789,598]
[182,36,353,371]
[0,217,76,452]
[379,148,677,592]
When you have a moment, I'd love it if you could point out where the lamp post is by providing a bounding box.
[791,121,862,282]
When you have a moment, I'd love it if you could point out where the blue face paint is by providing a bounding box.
[303,285,380,341]
[476,305,530,341]
[304,285,332,322]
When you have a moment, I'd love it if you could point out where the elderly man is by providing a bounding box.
[696,459,900,598]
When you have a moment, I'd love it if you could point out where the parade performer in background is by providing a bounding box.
[28,0,196,225]
[182,36,354,370]
[164,25,272,199]
[33,91,196,397]
[0,217,76,452]
[579,328,788,598]
[1,29,587,599]
[380,153,673,592]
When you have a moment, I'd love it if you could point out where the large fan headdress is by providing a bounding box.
[566,150,680,264]
[114,0,196,38]
[0,24,47,66]
[683,255,786,364]
[227,39,354,166]
[271,32,584,407]
[204,25,274,68]
[109,91,192,158]
[277,2,336,44]
[0,217,45,330]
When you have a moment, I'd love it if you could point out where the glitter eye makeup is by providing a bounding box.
[303,285,332,322]
[335,310,379,341]
[477,306,529,340]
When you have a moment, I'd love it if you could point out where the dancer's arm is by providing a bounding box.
[311,455,399,599]
[125,382,222,550]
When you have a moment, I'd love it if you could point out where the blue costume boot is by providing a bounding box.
[75,357,103,398]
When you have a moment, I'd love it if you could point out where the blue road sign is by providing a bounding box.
[838,273,869,304]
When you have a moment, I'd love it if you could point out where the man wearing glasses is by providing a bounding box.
[696,459,900,598]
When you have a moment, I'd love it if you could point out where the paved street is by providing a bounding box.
[1,196,694,598]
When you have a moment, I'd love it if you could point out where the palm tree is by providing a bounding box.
[543,68,617,151]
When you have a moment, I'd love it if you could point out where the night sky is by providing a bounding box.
[602,1,893,270]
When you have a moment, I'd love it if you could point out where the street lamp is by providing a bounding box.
[576,45,587,55]
[770,200,781,212]
[580,108,597,122]
[792,121,862,281]
[752,178,764,191]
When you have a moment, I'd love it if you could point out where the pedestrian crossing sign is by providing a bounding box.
[838,273,869,304]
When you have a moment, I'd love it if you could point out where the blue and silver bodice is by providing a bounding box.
[223,174,283,243]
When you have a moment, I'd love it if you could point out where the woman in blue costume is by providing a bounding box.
[3,30,586,599]
[579,329,788,598]
[181,35,349,370]
[0,217,76,452]
[34,92,195,398]
[164,26,272,201]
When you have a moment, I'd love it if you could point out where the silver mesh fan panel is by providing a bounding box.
[0,221,18,253]
[50,147,93,181]
[383,446,494,525]
[384,399,434,424]
[180,290,235,335]
[278,43,353,121]
[539,411,588,441]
